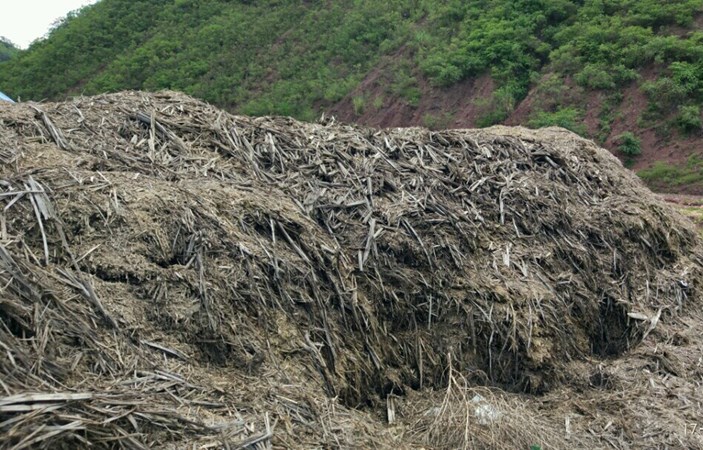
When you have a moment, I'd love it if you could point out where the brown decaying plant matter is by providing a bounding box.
[0,91,701,449]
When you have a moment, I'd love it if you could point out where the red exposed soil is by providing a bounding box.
[603,68,703,181]
[579,89,606,137]
[505,75,598,132]
[604,69,666,170]
[503,80,541,127]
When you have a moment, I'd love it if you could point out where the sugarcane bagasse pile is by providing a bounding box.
[1,92,701,449]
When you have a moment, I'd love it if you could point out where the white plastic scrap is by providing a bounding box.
[471,394,502,425]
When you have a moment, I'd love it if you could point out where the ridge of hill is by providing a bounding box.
[1,0,703,191]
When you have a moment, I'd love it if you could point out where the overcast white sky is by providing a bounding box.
[1,0,99,49]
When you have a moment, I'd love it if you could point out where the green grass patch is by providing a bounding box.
[528,107,587,136]
[352,95,366,115]
[638,155,703,189]
[372,95,384,110]
[422,112,454,130]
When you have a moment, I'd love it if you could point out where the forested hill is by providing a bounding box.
[2,0,703,191]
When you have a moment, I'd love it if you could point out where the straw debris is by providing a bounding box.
[0,91,702,448]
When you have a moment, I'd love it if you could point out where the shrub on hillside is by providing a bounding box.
[677,105,702,133]
[617,131,642,156]
[529,107,587,136]
[352,95,366,115]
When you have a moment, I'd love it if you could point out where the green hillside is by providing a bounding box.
[2,0,701,118]
[1,0,703,189]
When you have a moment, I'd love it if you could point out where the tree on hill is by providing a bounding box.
[0,37,19,62]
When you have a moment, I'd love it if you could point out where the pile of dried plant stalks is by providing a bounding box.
[0,91,702,449]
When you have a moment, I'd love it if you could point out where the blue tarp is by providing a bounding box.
[0,91,14,103]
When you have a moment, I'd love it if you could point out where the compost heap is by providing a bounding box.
[0,91,702,449]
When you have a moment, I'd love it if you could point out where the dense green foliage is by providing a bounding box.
[616,131,642,156]
[1,0,702,129]
[0,0,414,120]
[0,37,19,63]
[416,0,703,125]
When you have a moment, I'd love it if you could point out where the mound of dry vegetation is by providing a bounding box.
[0,91,701,449]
